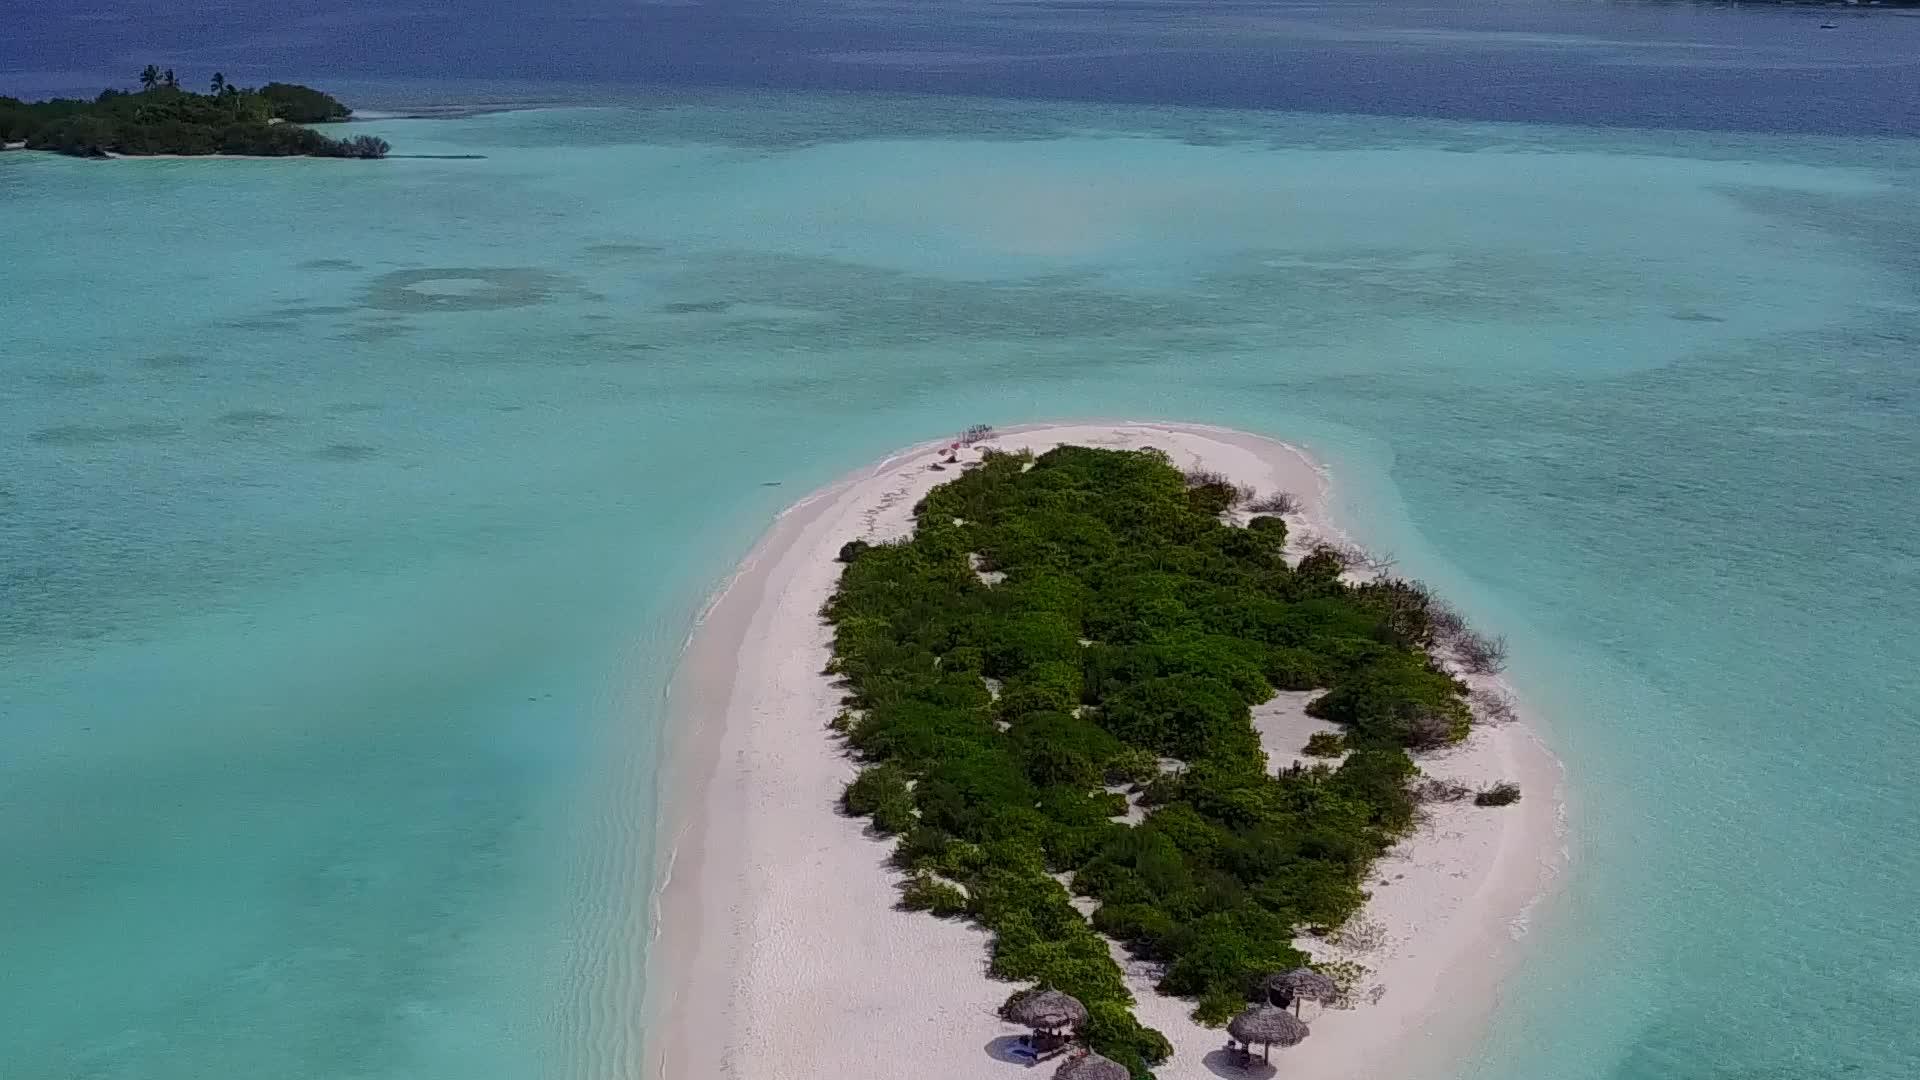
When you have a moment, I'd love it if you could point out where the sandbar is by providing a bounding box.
[647,422,1566,1080]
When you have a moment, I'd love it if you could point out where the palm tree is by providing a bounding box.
[163,69,178,89]
[210,72,226,96]
[139,65,160,91]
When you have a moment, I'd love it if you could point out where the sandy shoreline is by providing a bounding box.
[647,422,1566,1080]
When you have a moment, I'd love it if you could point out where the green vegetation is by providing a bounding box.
[0,70,384,159]
[1302,731,1346,758]
[825,446,1479,1077]
[900,873,971,917]
[255,82,354,123]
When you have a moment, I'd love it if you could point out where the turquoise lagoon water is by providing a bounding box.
[3,96,1917,1079]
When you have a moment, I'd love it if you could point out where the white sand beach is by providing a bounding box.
[648,422,1566,1080]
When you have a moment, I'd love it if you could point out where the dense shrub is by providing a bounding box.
[891,825,950,870]
[900,873,970,916]
[1180,469,1254,511]
[1303,731,1346,757]
[1085,631,1274,707]
[24,115,118,156]
[1194,984,1249,1026]
[1104,747,1162,786]
[1307,656,1469,750]
[1326,750,1419,832]
[1474,781,1522,807]
[1157,907,1307,1004]
[1011,711,1124,789]
[1082,999,1175,1076]
[996,660,1083,718]
[1,77,379,158]
[1294,545,1347,589]
[1245,512,1289,545]
[1092,902,1179,954]
[315,133,390,159]
[255,81,353,122]
[843,764,917,833]
[1265,646,1333,691]
[826,445,1483,1071]
[1099,675,1262,765]
[1185,481,1242,517]
[1352,578,1439,648]
[982,611,1084,677]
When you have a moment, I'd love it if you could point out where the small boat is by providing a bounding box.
[1820,22,1839,28]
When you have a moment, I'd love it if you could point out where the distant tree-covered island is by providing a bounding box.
[0,68,388,159]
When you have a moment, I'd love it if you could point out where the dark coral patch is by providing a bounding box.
[314,443,379,462]
[30,421,182,447]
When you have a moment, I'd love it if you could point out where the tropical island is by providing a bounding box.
[0,68,387,159]
[651,422,1561,1080]
[823,439,1518,1075]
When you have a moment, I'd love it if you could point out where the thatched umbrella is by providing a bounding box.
[1265,967,1339,1014]
[1054,1050,1129,1080]
[1006,988,1089,1035]
[1228,1003,1309,1062]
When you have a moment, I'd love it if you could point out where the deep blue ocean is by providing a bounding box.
[4,2,1918,1079]
[9,0,1920,135]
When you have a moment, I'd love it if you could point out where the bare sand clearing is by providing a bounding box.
[648,422,1566,1080]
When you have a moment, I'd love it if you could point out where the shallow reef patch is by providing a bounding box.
[361,267,573,313]
[136,352,199,371]
[314,442,379,462]
[30,421,183,447]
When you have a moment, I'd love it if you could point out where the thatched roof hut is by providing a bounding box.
[1054,1050,1129,1080]
[1005,988,1090,1033]
[1228,1003,1309,1061]
[1265,967,1339,1011]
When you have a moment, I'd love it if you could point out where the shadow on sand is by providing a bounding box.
[1203,1047,1278,1079]
[984,1034,1045,1067]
